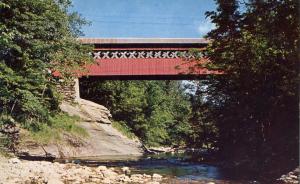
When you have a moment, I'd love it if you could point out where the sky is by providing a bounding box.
[71,0,216,38]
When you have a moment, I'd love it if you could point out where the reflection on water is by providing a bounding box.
[56,152,258,184]
[132,162,223,182]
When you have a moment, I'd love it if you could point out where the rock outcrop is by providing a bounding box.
[60,98,112,124]
[18,99,144,158]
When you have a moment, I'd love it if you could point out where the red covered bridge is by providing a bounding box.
[79,38,216,80]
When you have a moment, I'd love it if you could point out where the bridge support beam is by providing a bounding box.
[74,78,80,101]
[56,79,79,103]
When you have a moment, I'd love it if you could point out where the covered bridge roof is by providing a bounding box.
[78,38,209,45]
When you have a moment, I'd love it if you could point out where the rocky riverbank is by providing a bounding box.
[0,157,163,184]
[17,99,144,158]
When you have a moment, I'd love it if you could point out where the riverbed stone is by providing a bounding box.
[290,175,297,179]
[131,174,145,183]
[8,158,21,164]
[97,165,108,171]
[48,178,64,184]
[152,173,163,181]
[0,155,166,184]
[102,169,118,179]
[146,182,160,184]
[121,166,131,175]
[117,174,131,182]
[143,174,152,180]
[102,177,113,184]
[278,167,299,184]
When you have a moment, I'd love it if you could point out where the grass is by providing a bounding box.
[112,121,137,140]
[21,113,88,145]
[0,135,13,158]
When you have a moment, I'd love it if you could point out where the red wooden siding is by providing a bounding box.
[85,58,213,76]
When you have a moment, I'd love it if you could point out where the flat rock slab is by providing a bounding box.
[18,99,143,158]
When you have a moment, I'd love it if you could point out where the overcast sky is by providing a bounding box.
[71,0,216,38]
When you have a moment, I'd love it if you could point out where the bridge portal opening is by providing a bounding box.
[78,77,209,147]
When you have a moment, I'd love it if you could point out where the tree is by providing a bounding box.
[192,0,299,178]
[0,0,92,129]
[188,81,218,149]
[80,79,192,147]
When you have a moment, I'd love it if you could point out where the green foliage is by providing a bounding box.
[23,113,87,145]
[112,121,138,140]
[187,81,219,149]
[0,0,92,128]
[191,0,299,177]
[0,133,12,155]
[80,80,192,147]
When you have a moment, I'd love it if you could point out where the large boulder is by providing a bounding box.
[60,99,112,124]
[152,173,163,181]
[77,99,112,124]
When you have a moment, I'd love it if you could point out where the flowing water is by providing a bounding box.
[57,152,261,184]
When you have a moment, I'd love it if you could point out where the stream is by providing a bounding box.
[57,152,261,184]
